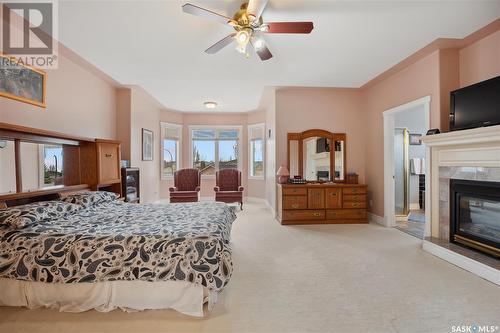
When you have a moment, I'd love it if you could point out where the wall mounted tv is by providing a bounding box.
[450,75,500,131]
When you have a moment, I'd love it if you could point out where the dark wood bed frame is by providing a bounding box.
[0,122,121,208]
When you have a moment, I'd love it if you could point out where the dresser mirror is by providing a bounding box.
[287,130,346,182]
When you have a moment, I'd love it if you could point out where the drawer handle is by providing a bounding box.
[352,189,358,193]
[353,196,359,200]
[330,192,337,197]
[352,203,359,207]
[312,212,321,217]
[105,153,113,158]
[291,204,299,209]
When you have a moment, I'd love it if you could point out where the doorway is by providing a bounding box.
[383,96,430,238]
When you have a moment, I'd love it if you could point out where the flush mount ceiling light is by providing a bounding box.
[204,101,218,109]
[182,1,314,61]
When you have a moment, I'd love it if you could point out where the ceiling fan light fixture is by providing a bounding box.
[253,38,265,50]
[236,30,251,44]
[204,101,218,109]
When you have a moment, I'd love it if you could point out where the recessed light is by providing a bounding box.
[204,101,218,109]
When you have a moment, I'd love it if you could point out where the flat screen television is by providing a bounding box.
[450,75,500,131]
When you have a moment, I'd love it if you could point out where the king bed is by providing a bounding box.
[0,192,236,317]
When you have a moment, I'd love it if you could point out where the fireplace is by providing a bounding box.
[450,179,500,257]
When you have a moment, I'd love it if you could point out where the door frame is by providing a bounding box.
[383,96,431,228]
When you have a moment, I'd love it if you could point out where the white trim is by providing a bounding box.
[188,125,243,178]
[160,122,182,181]
[383,96,431,228]
[368,213,385,226]
[248,123,266,180]
[423,240,500,286]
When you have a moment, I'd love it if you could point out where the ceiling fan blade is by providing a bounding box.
[252,42,273,61]
[264,22,314,34]
[205,33,236,54]
[247,0,268,20]
[182,3,233,25]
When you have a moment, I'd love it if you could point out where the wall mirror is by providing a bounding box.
[0,140,17,194]
[20,142,64,192]
[287,130,346,182]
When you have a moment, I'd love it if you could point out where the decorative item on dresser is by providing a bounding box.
[121,167,140,203]
[276,166,290,184]
[0,122,122,205]
[277,183,368,225]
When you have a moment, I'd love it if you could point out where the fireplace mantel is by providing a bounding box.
[421,125,500,285]
[422,125,500,147]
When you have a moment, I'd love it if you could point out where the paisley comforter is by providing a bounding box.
[0,201,236,291]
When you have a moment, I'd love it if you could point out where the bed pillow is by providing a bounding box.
[0,201,82,229]
[62,191,119,207]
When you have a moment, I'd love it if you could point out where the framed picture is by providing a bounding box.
[409,133,422,145]
[0,54,46,107]
[142,128,154,161]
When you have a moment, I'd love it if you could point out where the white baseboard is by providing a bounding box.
[422,240,500,286]
[368,213,385,226]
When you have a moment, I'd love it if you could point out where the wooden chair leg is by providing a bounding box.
[240,201,243,210]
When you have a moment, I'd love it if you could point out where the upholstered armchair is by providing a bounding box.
[214,169,244,210]
[169,168,201,203]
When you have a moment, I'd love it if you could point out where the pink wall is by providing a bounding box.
[361,51,441,216]
[0,49,117,140]
[275,88,366,184]
[459,30,500,87]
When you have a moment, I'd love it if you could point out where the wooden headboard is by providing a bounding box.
[0,122,121,208]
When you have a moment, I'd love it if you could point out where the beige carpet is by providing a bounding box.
[1,202,499,333]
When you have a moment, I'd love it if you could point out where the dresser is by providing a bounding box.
[277,183,368,225]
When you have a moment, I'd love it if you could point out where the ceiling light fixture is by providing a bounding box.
[253,38,265,50]
[235,29,251,54]
[204,101,218,109]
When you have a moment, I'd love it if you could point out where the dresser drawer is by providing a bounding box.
[283,187,307,196]
[342,201,367,209]
[283,210,325,221]
[283,196,308,210]
[343,194,366,202]
[326,188,342,209]
[327,209,367,220]
[343,187,366,195]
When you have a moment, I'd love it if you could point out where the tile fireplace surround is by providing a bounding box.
[421,125,500,285]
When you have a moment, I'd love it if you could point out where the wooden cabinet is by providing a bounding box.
[308,188,325,209]
[97,140,121,185]
[277,183,368,225]
[80,139,122,197]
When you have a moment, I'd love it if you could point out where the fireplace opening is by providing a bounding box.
[450,179,500,258]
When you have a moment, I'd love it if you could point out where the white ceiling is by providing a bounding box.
[58,0,500,112]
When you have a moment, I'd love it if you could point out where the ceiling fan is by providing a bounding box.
[182,0,314,61]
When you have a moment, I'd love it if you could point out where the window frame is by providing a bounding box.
[189,125,243,179]
[248,123,266,180]
[160,122,182,180]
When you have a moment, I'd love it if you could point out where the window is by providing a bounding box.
[248,123,265,178]
[161,122,182,179]
[191,127,241,176]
